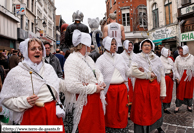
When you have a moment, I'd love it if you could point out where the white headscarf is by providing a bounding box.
[102,36,118,52]
[123,40,134,53]
[72,29,91,47]
[161,47,169,58]
[182,45,189,55]
[19,38,46,72]
[139,39,155,51]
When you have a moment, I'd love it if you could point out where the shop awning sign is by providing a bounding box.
[180,31,194,42]
[15,4,26,15]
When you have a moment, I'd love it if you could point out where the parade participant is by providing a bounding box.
[64,30,106,133]
[130,39,166,133]
[60,23,69,51]
[88,17,103,53]
[103,13,125,53]
[174,45,194,113]
[65,10,89,48]
[160,47,175,114]
[0,38,66,132]
[9,50,20,70]
[121,40,136,119]
[96,36,130,133]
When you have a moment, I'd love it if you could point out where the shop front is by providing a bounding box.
[178,3,194,55]
[148,25,178,54]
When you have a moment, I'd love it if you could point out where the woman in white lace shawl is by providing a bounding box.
[0,38,66,132]
[120,40,136,119]
[174,45,194,113]
[130,39,166,133]
[96,36,131,133]
[160,47,175,114]
[64,29,106,133]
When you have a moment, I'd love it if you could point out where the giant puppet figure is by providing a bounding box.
[64,10,89,49]
[88,17,103,53]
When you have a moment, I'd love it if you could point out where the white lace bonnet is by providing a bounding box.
[139,39,155,51]
[102,36,118,51]
[72,29,91,47]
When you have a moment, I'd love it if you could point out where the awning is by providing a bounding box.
[153,36,175,46]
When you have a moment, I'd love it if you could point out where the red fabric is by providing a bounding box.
[105,83,128,128]
[21,101,65,133]
[78,93,105,133]
[168,56,175,62]
[163,75,173,103]
[131,79,162,126]
[128,78,133,102]
[176,70,194,100]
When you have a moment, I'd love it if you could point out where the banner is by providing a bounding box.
[180,31,194,42]
[16,4,26,15]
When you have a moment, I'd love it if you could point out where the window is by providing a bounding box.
[122,13,130,26]
[138,5,147,28]
[31,22,34,32]
[114,0,116,4]
[27,0,29,8]
[152,3,159,28]
[181,0,191,5]
[165,0,173,25]
[25,19,29,30]
[20,15,23,29]
[110,0,112,9]
[31,0,34,12]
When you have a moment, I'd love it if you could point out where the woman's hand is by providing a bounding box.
[99,82,106,88]
[151,72,156,78]
[138,67,144,72]
[176,79,180,84]
[96,85,104,93]
[27,95,39,106]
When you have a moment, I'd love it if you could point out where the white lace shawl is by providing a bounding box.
[131,52,165,82]
[121,50,136,68]
[96,51,130,94]
[0,61,60,123]
[160,56,175,80]
[121,50,136,89]
[64,52,106,133]
[174,54,194,81]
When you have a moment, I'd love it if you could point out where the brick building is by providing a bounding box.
[104,0,148,43]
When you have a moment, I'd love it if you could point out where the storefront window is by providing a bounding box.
[152,3,159,28]
[165,0,173,25]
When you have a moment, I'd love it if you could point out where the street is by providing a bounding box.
[128,82,194,133]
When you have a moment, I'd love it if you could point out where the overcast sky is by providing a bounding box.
[55,0,106,29]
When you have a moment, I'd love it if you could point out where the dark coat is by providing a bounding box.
[55,53,66,71]
[45,53,63,78]
[89,50,100,62]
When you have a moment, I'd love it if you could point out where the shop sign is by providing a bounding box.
[181,4,194,15]
[152,27,172,40]
[15,4,26,15]
[180,31,194,42]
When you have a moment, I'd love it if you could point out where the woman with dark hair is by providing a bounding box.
[174,45,194,113]
[130,39,166,133]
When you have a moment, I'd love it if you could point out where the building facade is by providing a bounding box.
[36,0,56,53]
[104,0,148,44]
[147,0,179,53]
[0,0,20,51]
[178,0,194,55]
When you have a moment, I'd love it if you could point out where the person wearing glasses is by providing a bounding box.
[96,36,131,133]
[130,39,166,133]
[0,38,66,132]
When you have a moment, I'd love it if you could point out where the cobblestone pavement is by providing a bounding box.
[128,82,194,133]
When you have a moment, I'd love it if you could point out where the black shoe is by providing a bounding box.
[187,107,192,112]
[157,127,164,133]
[164,109,171,114]
[174,108,179,113]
